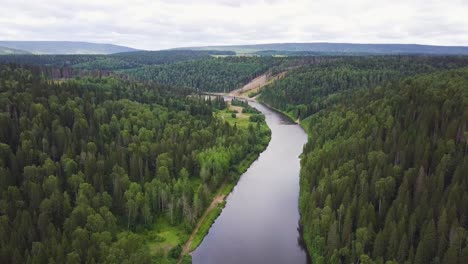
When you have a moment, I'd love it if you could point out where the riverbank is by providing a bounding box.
[192,100,309,264]
[175,102,271,263]
[256,98,301,125]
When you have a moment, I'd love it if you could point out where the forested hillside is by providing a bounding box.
[260,56,468,119]
[259,57,468,263]
[0,46,30,55]
[122,57,285,92]
[0,52,326,93]
[0,65,270,263]
[0,50,235,70]
[182,43,468,55]
[0,41,137,55]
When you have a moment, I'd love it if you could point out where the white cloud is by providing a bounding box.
[0,0,467,50]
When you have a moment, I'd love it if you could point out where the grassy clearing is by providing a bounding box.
[215,108,251,129]
[145,218,189,258]
[143,178,203,258]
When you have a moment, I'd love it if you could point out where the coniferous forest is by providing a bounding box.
[0,50,467,264]
[3,0,468,262]
[259,56,468,263]
[0,64,270,263]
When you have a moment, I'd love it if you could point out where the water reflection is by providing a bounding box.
[192,100,309,264]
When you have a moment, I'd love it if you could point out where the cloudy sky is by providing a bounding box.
[1,0,467,50]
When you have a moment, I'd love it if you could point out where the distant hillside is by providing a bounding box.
[178,42,468,55]
[0,41,138,54]
[0,46,30,55]
[0,50,236,71]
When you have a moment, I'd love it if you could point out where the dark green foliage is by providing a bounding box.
[231,98,260,114]
[242,107,260,114]
[0,50,235,70]
[0,65,269,263]
[169,244,182,259]
[260,56,468,119]
[123,57,285,92]
[249,114,265,123]
[0,53,320,93]
[258,55,468,263]
[293,68,468,263]
[231,98,249,107]
[110,50,235,66]
[0,54,107,67]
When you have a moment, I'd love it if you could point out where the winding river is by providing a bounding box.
[192,101,310,264]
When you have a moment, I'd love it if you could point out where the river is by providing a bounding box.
[192,101,310,264]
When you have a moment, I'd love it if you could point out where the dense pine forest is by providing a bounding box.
[260,56,468,119]
[0,52,290,92]
[259,56,468,263]
[1,50,468,264]
[0,50,235,69]
[121,56,285,92]
[0,64,270,263]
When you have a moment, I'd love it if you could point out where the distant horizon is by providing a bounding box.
[2,40,468,52]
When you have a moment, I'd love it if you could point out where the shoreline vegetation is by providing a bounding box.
[178,134,271,263]
[257,99,300,125]
[0,64,271,264]
[186,99,271,256]
[179,141,271,263]
[258,57,468,263]
[142,98,272,264]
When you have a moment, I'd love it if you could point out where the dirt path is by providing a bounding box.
[229,74,268,97]
[229,71,286,99]
[177,193,227,263]
[203,71,287,101]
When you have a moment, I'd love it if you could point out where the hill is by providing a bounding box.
[0,50,236,70]
[0,41,138,54]
[0,46,30,55]
[178,42,468,55]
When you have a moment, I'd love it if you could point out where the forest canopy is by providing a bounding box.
[0,64,269,263]
[259,56,468,263]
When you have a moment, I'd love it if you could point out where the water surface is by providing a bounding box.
[192,101,309,264]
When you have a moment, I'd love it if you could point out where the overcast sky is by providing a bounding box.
[1,0,467,50]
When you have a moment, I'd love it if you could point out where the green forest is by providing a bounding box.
[0,64,270,263]
[122,56,285,92]
[259,56,468,119]
[0,52,293,92]
[1,51,467,264]
[259,57,468,263]
[0,50,235,69]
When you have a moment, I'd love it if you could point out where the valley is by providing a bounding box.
[0,46,467,264]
